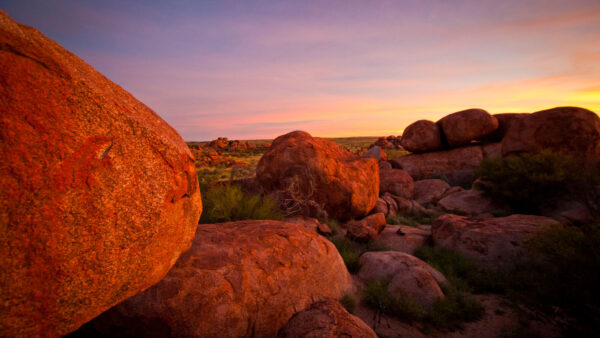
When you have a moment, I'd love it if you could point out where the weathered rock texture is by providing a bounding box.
[437,108,499,147]
[391,145,483,186]
[277,299,377,338]
[256,131,379,220]
[83,221,353,338]
[432,214,559,268]
[358,251,447,308]
[400,120,443,152]
[502,106,600,163]
[0,11,201,336]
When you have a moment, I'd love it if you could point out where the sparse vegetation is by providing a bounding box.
[386,210,443,227]
[363,278,426,322]
[426,286,485,330]
[474,151,578,213]
[199,184,283,223]
[340,294,357,314]
[414,246,505,294]
[384,148,410,160]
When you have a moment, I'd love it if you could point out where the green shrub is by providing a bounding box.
[474,151,577,213]
[386,210,443,227]
[331,237,364,274]
[385,149,410,160]
[199,184,283,223]
[340,294,357,314]
[414,246,506,294]
[363,278,426,321]
[426,286,484,330]
[325,219,340,236]
[507,224,600,336]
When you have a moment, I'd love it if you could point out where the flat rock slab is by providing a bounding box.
[373,225,430,254]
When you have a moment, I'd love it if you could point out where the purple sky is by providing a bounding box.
[2,0,599,140]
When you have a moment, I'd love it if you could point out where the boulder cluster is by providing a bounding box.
[1,9,598,338]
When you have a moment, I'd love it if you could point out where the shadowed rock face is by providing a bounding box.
[0,11,202,336]
[256,130,379,220]
[277,299,377,338]
[81,221,353,338]
[432,214,559,268]
[502,106,600,163]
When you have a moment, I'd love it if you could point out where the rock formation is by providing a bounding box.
[0,11,202,336]
[256,131,379,220]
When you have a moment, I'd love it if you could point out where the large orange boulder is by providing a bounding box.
[79,221,353,337]
[400,120,443,152]
[501,107,600,163]
[256,131,379,220]
[438,108,499,147]
[0,11,202,336]
[379,167,414,199]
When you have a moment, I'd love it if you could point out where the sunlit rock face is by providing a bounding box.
[0,10,201,336]
[78,221,353,338]
[256,130,379,220]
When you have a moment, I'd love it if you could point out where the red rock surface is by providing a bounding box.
[502,106,600,163]
[484,113,528,143]
[413,179,451,206]
[256,131,379,220]
[432,214,559,268]
[373,225,430,254]
[391,145,483,186]
[379,168,415,199]
[346,213,387,242]
[437,189,507,215]
[400,120,443,152]
[277,299,377,338]
[0,11,202,336]
[82,221,353,337]
[438,108,499,147]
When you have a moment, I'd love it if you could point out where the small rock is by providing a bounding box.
[346,213,387,242]
[438,108,499,148]
[277,299,377,338]
[373,225,430,254]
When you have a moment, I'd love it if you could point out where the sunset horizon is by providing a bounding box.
[3,0,599,141]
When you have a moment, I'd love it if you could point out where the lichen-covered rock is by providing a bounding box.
[81,221,353,338]
[0,11,201,336]
[277,299,376,338]
[432,214,559,268]
[502,107,600,164]
[400,120,443,152]
[256,131,379,220]
[437,108,499,147]
[391,145,483,186]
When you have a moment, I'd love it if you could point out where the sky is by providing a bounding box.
[2,0,600,141]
